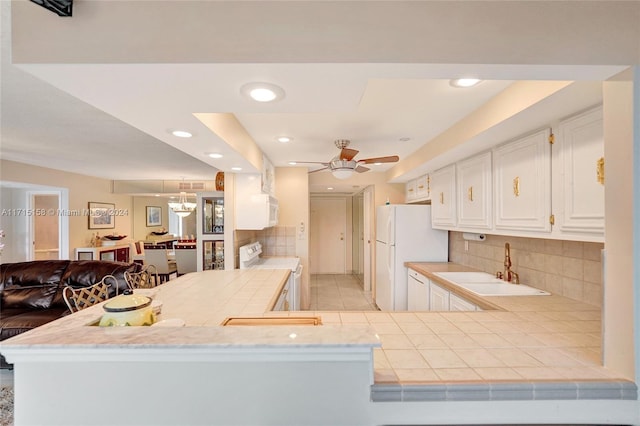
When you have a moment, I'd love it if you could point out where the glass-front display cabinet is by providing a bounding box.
[202,196,224,270]
[203,197,224,235]
[203,240,225,270]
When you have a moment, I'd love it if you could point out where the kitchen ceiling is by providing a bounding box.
[1,1,632,194]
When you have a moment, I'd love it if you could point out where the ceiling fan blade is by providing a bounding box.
[294,161,330,165]
[355,165,370,173]
[308,167,329,174]
[359,155,399,164]
[339,148,359,161]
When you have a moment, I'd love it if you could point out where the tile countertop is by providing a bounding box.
[336,262,622,386]
[0,269,379,351]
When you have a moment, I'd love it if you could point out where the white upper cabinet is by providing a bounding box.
[553,106,604,240]
[405,178,417,202]
[405,174,430,203]
[431,164,457,228]
[456,151,492,230]
[415,174,430,200]
[493,129,552,233]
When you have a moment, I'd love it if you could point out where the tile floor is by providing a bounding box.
[309,274,378,311]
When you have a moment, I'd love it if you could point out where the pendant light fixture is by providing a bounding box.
[168,191,196,217]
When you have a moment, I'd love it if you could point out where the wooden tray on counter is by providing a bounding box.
[220,316,323,326]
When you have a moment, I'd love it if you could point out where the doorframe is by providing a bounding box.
[363,186,374,292]
[27,189,69,260]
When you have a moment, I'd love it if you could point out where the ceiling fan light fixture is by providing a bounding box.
[332,169,353,180]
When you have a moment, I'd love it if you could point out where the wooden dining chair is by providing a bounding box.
[63,275,114,313]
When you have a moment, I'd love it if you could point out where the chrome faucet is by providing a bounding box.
[496,242,520,284]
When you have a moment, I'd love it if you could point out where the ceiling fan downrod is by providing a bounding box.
[334,139,351,150]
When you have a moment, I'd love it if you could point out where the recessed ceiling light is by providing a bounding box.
[231,167,242,171]
[327,187,334,190]
[399,137,411,142]
[277,136,292,143]
[207,153,223,159]
[374,162,382,166]
[450,78,482,88]
[240,82,285,103]
[171,130,193,138]
[288,161,297,165]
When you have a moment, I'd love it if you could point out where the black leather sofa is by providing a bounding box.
[0,259,140,368]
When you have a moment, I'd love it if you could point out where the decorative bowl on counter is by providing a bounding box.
[98,290,156,327]
[102,235,127,240]
[151,231,168,236]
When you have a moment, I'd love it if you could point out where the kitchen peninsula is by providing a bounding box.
[1,266,638,425]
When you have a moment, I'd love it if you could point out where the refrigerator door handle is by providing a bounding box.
[387,245,394,281]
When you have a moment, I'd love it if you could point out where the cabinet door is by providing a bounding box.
[415,174,430,200]
[429,282,450,311]
[408,269,429,311]
[115,247,129,263]
[449,293,478,311]
[556,106,604,237]
[457,152,492,229]
[493,129,552,232]
[431,164,457,228]
[405,178,417,202]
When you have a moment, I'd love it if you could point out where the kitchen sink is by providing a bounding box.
[433,272,550,296]
[433,271,503,283]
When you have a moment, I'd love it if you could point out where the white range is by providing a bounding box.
[238,242,302,311]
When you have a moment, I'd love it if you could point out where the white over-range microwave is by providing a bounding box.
[236,193,279,230]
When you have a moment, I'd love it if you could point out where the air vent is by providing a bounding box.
[191,182,205,190]
[179,182,191,190]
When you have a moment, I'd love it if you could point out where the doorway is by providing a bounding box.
[310,197,347,274]
[28,190,67,261]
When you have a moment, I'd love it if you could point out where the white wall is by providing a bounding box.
[1,160,133,260]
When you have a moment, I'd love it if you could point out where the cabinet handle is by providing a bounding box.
[439,192,444,204]
[418,185,424,189]
[468,186,473,202]
[513,177,520,197]
[408,188,414,192]
[597,157,605,185]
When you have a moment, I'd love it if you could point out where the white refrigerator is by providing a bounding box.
[375,204,448,311]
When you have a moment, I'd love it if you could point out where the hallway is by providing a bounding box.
[309,274,378,311]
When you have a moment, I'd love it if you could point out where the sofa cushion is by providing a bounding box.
[0,306,69,341]
[2,285,58,309]
[0,260,70,290]
[0,260,70,310]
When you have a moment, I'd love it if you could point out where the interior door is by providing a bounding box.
[310,197,346,274]
[32,194,60,260]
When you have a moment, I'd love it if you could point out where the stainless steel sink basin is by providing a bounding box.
[433,272,550,296]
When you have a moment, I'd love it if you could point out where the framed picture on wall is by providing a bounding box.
[146,206,162,227]
[88,202,115,229]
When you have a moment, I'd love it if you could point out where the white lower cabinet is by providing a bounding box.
[429,282,450,311]
[408,269,430,311]
[449,293,480,311]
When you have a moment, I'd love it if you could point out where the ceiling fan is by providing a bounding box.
[296,139,400,179]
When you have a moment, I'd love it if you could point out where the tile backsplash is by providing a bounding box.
[234,226,296,267]
[448,231,604,307]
